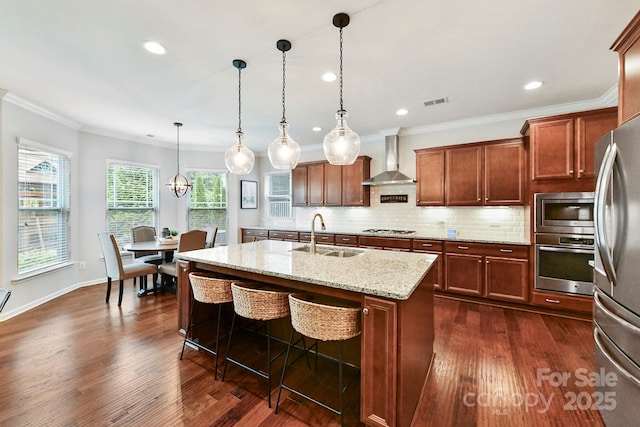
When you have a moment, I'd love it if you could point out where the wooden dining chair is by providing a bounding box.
[97,232,158,306]
[158,230,207,291]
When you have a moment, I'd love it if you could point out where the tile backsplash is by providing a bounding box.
[270,184,529,243]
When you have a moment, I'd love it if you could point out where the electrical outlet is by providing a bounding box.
[79,261,86,270]
[490,222,500,228]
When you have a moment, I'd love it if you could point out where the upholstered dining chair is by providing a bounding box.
[204,226,218,248]
[158,230,207,291]
[131,225,164,282]
[97,232,158,306]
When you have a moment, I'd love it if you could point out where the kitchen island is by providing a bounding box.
[176,240,436,427]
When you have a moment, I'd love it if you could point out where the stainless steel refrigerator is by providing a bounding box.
[594,115,640,426]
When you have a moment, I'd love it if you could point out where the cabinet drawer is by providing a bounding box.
[444,241,528,258]
[300,232,336,243]
[531,291,593,314]
[359,236,411,250]
[412,239,443,251]
[268,230,299,241]
[243,228,268,238]
[335,234,358,246]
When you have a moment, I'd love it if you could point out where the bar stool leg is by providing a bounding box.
[266,320,272,408]
[274,327,296,414]
[221,312,237,382]
[213,303,223,380]
[180,296,197,360]
[339,340,344,427]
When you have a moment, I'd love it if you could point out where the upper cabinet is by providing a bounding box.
[521,107,617,190]
[415,149,445,206]
[292,156,371,207]
[611,11,640,125]
[415,138,525,207]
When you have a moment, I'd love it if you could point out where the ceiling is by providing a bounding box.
[0,1,637,152]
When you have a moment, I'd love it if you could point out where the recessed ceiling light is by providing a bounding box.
[143,41,167,55]
[524,81,543,90]
[312,126,322,132]
[322,72,337,82]
[396,108,408,116]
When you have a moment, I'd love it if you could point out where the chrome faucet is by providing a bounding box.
[310,213,326,254]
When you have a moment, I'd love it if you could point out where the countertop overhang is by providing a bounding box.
[177,240,436,300]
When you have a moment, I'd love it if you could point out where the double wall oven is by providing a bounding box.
[534,192,595,296]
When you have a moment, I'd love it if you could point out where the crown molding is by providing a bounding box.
[3,92,82,130]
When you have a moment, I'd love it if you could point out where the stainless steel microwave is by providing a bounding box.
[534,192,595,235]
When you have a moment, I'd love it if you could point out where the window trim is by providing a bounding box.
[17,138,72,275]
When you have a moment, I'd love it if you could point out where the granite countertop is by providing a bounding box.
[177,240,436,300]
[245,225,530,246]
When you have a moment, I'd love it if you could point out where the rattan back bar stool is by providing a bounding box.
[274,294,362,426]
[221,282,291,407]
[181,272,235,380]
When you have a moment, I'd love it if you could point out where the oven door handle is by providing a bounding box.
[538,245,594,255]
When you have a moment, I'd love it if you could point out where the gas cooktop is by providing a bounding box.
[362,229,416,235]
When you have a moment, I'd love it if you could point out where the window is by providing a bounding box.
[265,172,291,218]
[106,162,158,247]
[18,142,70,273]
[188,171,228,245]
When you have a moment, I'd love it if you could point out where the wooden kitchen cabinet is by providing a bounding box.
[292,156,371,207]
[241,228,268,242]
[415,149,445,206]
[444,241,529,303]
[307,162,325,206]
[291,165,308,206]
[416,138,525,207]
[267,230,299,241]
[521,107,617,185]
[484,140,525,204]
[342,156,371,206]
[412,239,443,290]
[611,11,640,125]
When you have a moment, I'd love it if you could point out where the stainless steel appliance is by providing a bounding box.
[593,116,640,426]
[534,192,595,234]
[534,192,595,296]
[534,233,594,295]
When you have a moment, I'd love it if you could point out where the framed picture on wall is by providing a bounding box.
[240,180,258,209]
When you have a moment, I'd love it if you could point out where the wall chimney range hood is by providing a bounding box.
[362,133,415,186]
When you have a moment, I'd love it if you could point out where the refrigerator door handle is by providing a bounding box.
[594,142,617,286]
[594,327,640,388]
[594,291,640,335]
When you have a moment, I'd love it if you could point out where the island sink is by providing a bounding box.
[290,244,364,258]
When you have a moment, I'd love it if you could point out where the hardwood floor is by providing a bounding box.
[0,283,604,426]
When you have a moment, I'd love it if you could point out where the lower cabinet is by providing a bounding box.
[444,242,529,303]
[241,228,268,242]
[412,239,443,290]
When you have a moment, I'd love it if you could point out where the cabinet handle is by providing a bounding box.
[477,198,481,201]
[545,298,560,304]
[499,249,513,253]
[485,197,489,201]
[422,243,433,247]
[363,307,369,315]
[569,170,574,174]
[342,238,350,241]
[457,246,469,250]
[479,259,482,263]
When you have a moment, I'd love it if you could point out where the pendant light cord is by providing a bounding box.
[339,26,344,112]
[281,49,287,123]
[237,66,243,133]
[175,124,181,174]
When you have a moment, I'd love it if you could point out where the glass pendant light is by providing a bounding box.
[268,39,301,170]
[323,13,360,165]
[225,59,255,174]
[166,122,191,197]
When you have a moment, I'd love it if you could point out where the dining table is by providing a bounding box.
[123,240,179,296]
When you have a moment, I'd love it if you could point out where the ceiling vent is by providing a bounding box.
[423,97,449,107]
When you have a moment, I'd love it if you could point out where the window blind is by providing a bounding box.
[188,171,228,245]
[18,144,71,273]
[106,162,158,247]
[266,172,291,218]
